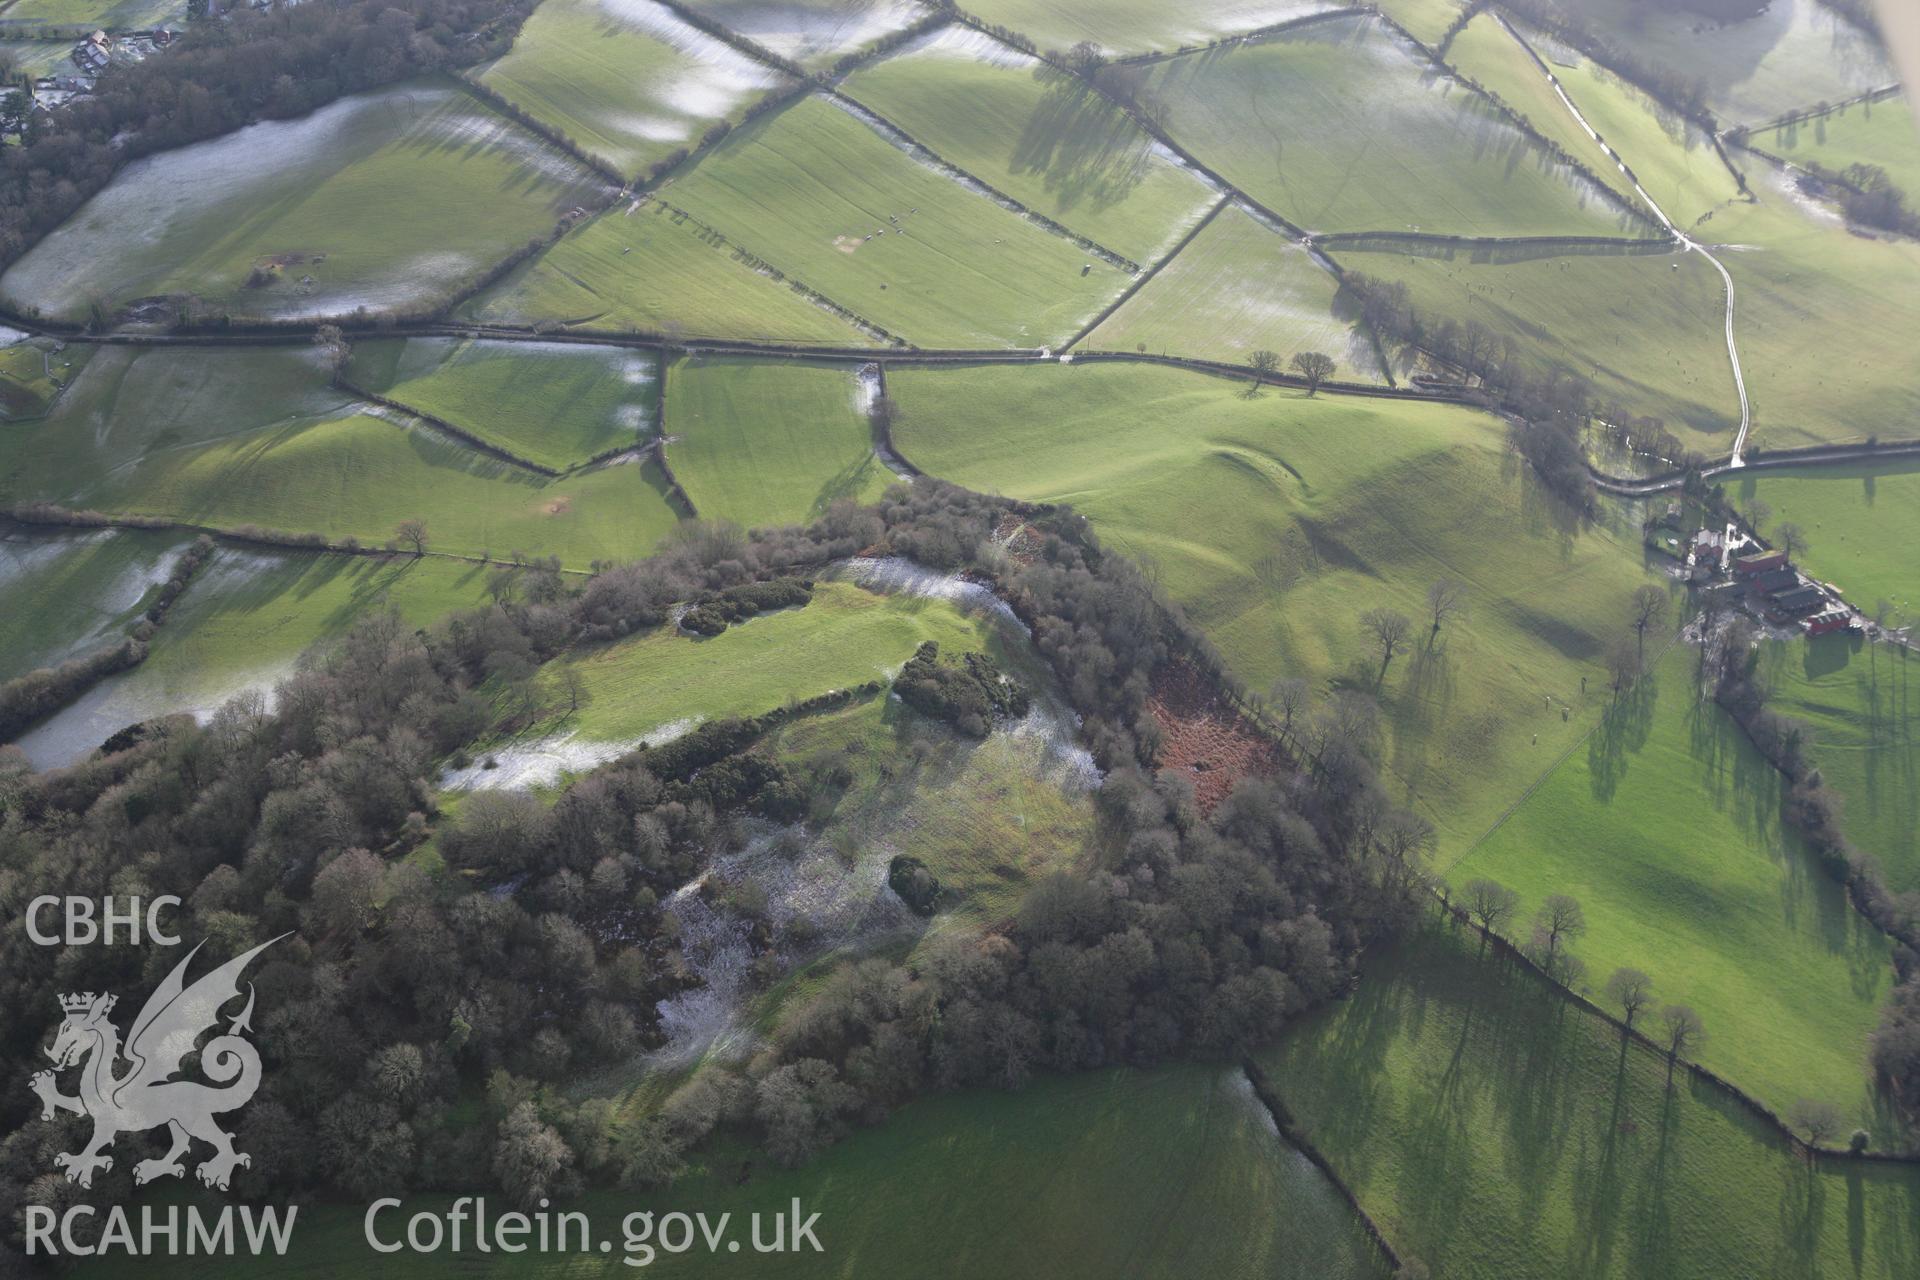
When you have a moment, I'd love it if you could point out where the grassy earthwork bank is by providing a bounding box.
[888,359,1660,857]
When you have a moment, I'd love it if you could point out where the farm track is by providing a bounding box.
[1492,13,1754,465]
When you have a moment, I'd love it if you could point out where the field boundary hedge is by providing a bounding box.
[866,363,921,478]
[1061,194,1231,350]
[2,502,593,574]
[1240,1058,1406,1273]
[1313,229,1673,256]
[824,89,1143,273]
[0,531,213,744]
[652,366,700,519]
[1109,5,1374,67]
[1443,901,1920,1161]
[455,74,629,186]
[335,378,564,476]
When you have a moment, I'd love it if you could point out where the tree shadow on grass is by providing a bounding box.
[1587,663,1659,803]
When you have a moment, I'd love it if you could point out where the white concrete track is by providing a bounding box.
[1493,13,1753,465]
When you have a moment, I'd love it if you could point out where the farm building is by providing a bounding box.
[1805,608,1854,636]
[1746,566,1801,597]
[1733,549,1787,576]
[1767,586,1828,619]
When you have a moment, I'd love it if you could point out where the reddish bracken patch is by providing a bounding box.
[1147,661,1281,813]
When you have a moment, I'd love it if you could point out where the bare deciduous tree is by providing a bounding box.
[1247,349,1280,389]
[1425,579,1464,645]
[1774,521,1808,560]
[1785,1097,1843,1157]
[1606,636,1642,696]
[1534,893,1586,962]
[1604,967,1656,1032]
[1360,608,1412,685]
[1631,584,1670,650]
[1658,1004,1704,1086]
[1268,676,1310,745]
[1291,350,1337,395]
[395,519,429,557]
[1464,877,1519,950]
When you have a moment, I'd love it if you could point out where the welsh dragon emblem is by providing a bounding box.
[30,936,283,1191]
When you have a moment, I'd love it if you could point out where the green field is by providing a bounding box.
[1452,648,1896,1131]
[1444,13,1645,213]
[344,337,659,471]
[87,413,681,569]
[661,94,1132,347]
[1373,0,1468,48]
[464,196,878,343]
[1711,197,1920,449]
[1756,92,1920,197]
[1448,14,1743,230]
[841,26,1219,264]
[682,0,925,70]
[14,550,490,769]
[1550,34,1745,230]
[0,344,683,568]
[105,1065,1389,1280]
[1337,244,1739,436]
[546,579,1003,746]
[0,81,612,323]
[1720,461,1920,618]
[958,0,1347,56]
[666,357,890,527]
[1555,0,1894,128]
[1762,635,1920,899]
[0,36,75,76]
[1085,202,1385,378]
[0,0,183,30]
[0,345,349,505]
[0,526,193,683]
[889,360,1659,857]
[476,0,790,178]
[0,336,87,418]
[1261,921,1920,1280]
[1134,14,1651,239]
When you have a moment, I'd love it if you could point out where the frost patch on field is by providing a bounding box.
[650,824,917,1067]
[831,556,1029,637]
[599,0,788,116]
[440,716,699,792]
[699,0,925,70]
[893,21,1038,70]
